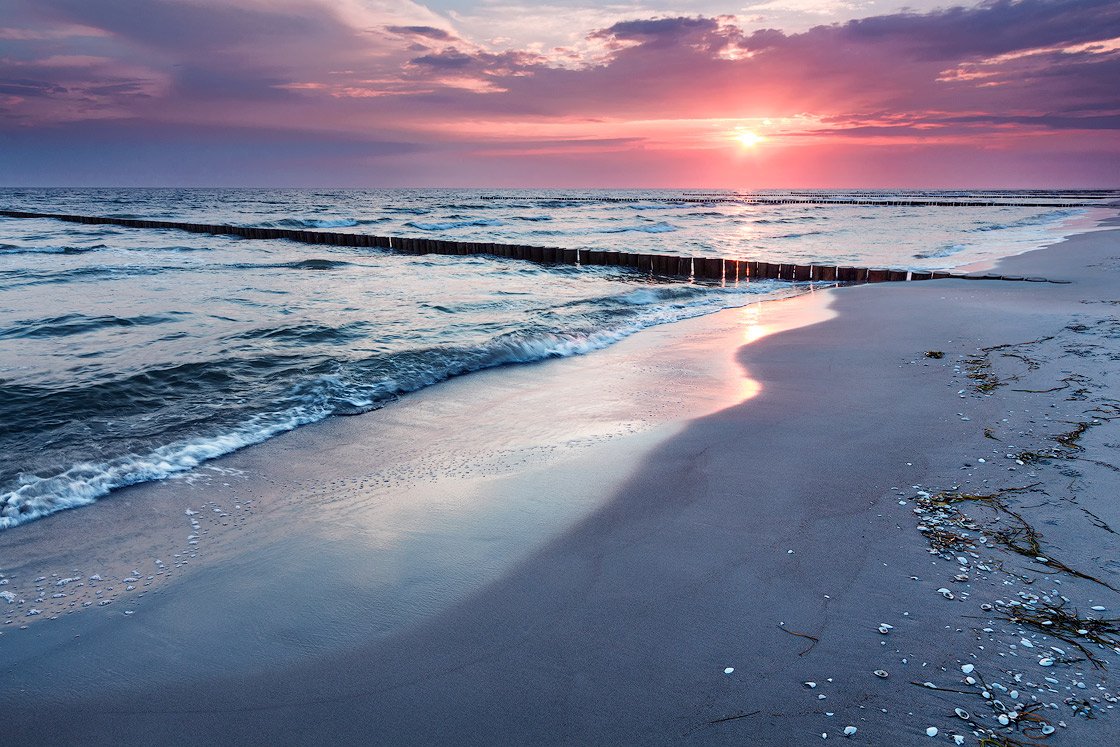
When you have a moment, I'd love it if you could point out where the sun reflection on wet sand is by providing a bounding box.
[733,287,838,403]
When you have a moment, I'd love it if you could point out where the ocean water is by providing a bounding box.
[1,188,1115,529]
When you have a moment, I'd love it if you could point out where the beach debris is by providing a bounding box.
[843,726,857,737]
[874,670,889,679]
[925,351,945,359]
[778,624,820,655]
[952,736,964,745]
[926,726,938,737]
[0,591,15,603]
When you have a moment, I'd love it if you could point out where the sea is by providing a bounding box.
[1,188,1116,529]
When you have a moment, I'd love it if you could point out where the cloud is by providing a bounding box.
[0,0,1117,186]
[386,25,457,42]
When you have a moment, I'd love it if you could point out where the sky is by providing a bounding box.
[0,0,1118,188]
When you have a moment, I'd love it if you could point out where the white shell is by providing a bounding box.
[926,727,938,737]
[954,708,969,720]
[874,670,889,678]
[843,726,857,736]
[961,664,974,674]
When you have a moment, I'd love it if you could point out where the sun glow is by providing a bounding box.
[735,130,764,148]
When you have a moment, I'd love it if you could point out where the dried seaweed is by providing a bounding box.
[1000,600,1120,669]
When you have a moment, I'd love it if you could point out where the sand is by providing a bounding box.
[2,223,1119,745]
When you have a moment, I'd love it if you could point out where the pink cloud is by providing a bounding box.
[1,0,1117,186]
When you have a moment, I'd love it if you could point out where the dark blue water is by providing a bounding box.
[0,188,1114,529]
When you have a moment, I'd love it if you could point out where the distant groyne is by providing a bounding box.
[0,210,1061,284]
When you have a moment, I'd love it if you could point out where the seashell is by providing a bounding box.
[997,714,1009,726]
[843,726,857,736]
[1041,724,1056,735]
[724,667,734,674]
[1038,657,1055,667]
[954,708,969,720]
[937,588,955,599]
[961,664,974,674]
[805,681,817,688]
[878,623,893,634]
[874,670,889,678]
[926,727,938,737]
[965,676,976,685]
[953,736,965,746]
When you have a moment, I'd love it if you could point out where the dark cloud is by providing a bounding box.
[0,78,68,97]
[837,0,1120,60]
[28,0,326,52]
[591,16,719,43]
[386,26,455,41]
[410,49,476,69]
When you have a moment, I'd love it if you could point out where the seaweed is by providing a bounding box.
[999,600,1120,669]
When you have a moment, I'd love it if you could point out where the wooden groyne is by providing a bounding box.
[0,210,1059,284]
[480,196,1105,208]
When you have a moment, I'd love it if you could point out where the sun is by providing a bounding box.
[736,130,764,148]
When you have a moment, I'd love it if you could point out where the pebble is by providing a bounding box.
[926,727,938,737]
[723,667,734,674]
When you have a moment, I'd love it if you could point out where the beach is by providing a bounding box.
[3,221,1119,745]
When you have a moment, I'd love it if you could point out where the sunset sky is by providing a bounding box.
[1,0,1118,187]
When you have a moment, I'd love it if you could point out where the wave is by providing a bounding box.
[0,243,108,255]
[600,221,678,234]
[0,312,184,340]
[913,243,966,259]
[263,217,388,229]
[406,218,506,231]
[969,208,1081,233]
[284,258,354,270]
[0,281,795,530]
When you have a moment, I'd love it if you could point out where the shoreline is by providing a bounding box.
[3,222,1120,743]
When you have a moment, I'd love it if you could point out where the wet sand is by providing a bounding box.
[2,225,1119,744]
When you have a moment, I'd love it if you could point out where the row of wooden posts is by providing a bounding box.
[479,196,1101,209]
[0,210,1051,284]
